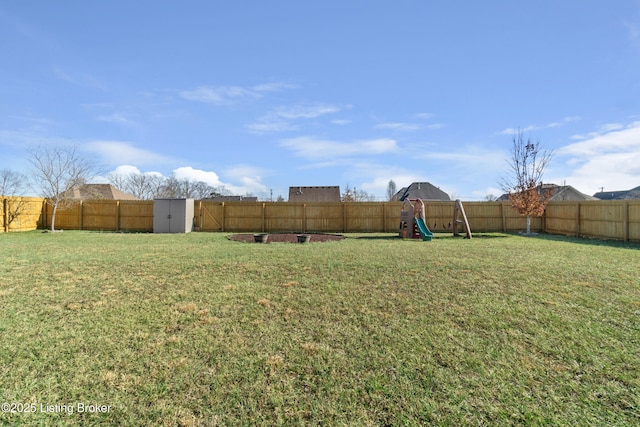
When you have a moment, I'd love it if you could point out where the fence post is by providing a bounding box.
[501,202,506,232]
[2,198,7,232]
[221,202,225,232]
[576,202,581,237]
[262,202,266,233]
[303,203,307,233]
[116,201,121,232]
[79,201,83,230]
[42,201,48,230]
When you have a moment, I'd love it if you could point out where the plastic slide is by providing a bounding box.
[414,217,433,241]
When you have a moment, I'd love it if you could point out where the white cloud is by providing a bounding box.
[173,166,267,196]
[570,123,625,140]
[375,122,421,131]
[179,86,258,105]
[247,103,341,134]
[273,104,340,119]
[86,141,172,166]
[97,113,136,126]
[179,82,294,106]
[111,165,142,175]
[499,116,581,135]
[560,121,640,156]
[280,137,398,160]
[172,166,223,187]
[245,120,299,134]
[250,82,298,92]
[553,121,640,194]
[332,119,352,125]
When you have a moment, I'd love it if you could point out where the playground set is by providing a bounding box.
[399,199,472,241]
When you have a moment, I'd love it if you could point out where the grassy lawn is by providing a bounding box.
[0,231,638,426]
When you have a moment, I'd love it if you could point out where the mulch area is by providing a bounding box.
[227,233,345,243]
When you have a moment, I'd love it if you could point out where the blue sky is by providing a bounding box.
[2,1,640,200]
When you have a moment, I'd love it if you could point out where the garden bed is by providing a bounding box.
[228,233,345,243]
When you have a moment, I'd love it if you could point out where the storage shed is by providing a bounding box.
[153,199,194,233]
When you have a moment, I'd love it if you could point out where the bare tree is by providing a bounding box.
[342,185,376,202]
[0,169,27,196]
[500,130,554,235]
[386,179,397,201]
[108,170,235,200]
[108,171,166,200]
[27,145,98,231]
[1,169,29,230]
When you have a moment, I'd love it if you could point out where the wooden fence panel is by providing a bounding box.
[383,202,402,232]
[346,203,385,232]
[578,201,625,240]
[223,203,264,232]
[305,203,344,232]
[50,203,81,230]
[119,201,154,231]
[1,197,45,232]
[464,202,506,232]
[198,201,224,232]
[628,201,640,241]
[424,202,455,232]
[82,200,119,230]
[544,202,579,236]
[265,203,304,232]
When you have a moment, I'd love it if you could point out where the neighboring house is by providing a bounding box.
[206,196,258,202]
[392,182,451,201]
[61,184,139,200]
[592,185,640,200]
[498,184,597,202]
[288,186,341,202]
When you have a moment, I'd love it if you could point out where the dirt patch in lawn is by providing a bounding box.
[228,233,345,243]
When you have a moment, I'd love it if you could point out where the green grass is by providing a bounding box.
[0,231,638,426]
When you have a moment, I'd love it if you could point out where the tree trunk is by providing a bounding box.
[526,215,531,235]
[50,202,58,231]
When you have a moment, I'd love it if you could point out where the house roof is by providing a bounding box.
[392,182,450,201]
[206,196,258,202]
[593,185,640,200]
[62,184,139,200]
[288,186,341,202]
[498,184,598,201]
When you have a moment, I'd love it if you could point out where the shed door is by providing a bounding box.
[169,200,187,233]
[154,199,172,233]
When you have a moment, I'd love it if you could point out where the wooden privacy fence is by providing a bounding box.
[2,197,640,242]
[1,197,46,232]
